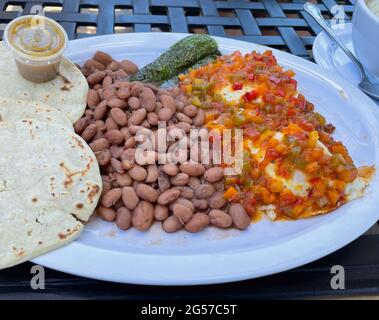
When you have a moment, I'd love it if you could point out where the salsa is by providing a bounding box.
[180,50,373,220]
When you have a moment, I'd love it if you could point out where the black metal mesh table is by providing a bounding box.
[1,0,379,300]
[0,0,355,59]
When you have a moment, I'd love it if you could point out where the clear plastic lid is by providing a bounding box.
[4,15,68,61]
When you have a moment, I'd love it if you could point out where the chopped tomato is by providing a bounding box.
[232,82,243,90]
[243,90,259,101]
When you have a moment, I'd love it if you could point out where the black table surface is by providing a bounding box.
[1,0,379,300]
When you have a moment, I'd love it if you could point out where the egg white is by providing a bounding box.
[245,130,368,219]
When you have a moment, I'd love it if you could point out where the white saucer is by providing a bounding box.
[313,23,379,89]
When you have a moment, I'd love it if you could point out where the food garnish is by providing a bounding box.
[130,34,219,85]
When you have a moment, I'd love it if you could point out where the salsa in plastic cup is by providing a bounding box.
[4,15,68,83]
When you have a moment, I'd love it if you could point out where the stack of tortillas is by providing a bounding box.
[0,42,102,269]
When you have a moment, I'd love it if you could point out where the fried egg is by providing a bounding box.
[246,130,371,220]
[219,84,299,105]
[219,84,262,104]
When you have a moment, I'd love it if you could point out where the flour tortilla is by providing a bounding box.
[0,119,102,269]
[0,42,88,123]
[0,98,73,130]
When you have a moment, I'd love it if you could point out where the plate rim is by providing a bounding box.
[33,32,379,285]
[313,23,353,72]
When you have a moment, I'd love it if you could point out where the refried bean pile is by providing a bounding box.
[73,51,251,233]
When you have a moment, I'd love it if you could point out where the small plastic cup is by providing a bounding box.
[3,15,68,83]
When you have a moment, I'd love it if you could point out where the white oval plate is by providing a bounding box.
[33,33,379,285]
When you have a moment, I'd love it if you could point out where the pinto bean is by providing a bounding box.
[120,59,138,74]
[208,191,226,209]
[213,181,225,191]
[74,116,91,134]
[162,216,182,233]
[170,173,189,186]
[140,88,156,112]
[136,183,159,202]
[128,165,147,182]
[160,94,176,112]
[108,98,128,109]
[175,100,185,112]
[84,59,105,71]
[89,138,109,152]
[157,188,181,205]
[175,122,191,133]
[110,108,128,126]
[111,158,124,173]
[94,119,106,131]
[93,51,113,65]
[116,173,132,187]
[194,183,215,199]
[162,163,179,176]
[158,107,173,121]
[94,100,108,120]
[170,198,195,213]
[124,136,136,149]
[102,87,116,100]
[105,117,119,131]
[154,205,169,221]
[122,186,140,210]
[128,108,147,126]
[174,186,194,199]
[87,89,100,108]
[204,167,224,183]
[128,96,140,110]
[120,127,131,141]
[132,201,154,231]
[147,112,159,126]
[122,159,134,172]
[158,168,171,192]
[104,130,124,145]
[179,163,205,176]
[109,145,124,158]
[115,207,132,230]
[183,104,198,118]
[108,61,119,71]
[81,124,98,141]
[188,177,201,188]
[97,206,116,221]
[112,69,128,80]
[209,209,232,228]
[117,87,131,99]
[128,125,143,135]
[145,164,159,183]
[96,149,111,166]
[193,109,205,126]
[192,199,208,210]
[229,203,251,230]
[130,84,143,97]
[172,203,193,224]
[87,70,106,85]
[121,148,136,161]
[184,213,209,233]
[102,75,113,88]
[85,109,94,117]
[176,112,192,124]
[101,188,122,207]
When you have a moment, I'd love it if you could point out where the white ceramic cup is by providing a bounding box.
[352,0,379,78]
